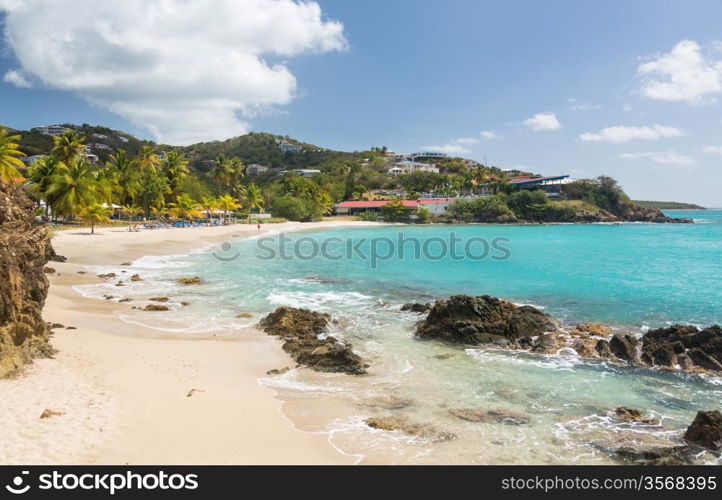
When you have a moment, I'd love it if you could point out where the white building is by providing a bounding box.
[32,125,70,136]
[388,161,440,176]
[246,164,270,175]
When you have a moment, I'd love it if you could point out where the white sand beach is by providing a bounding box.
[0,221,379,465]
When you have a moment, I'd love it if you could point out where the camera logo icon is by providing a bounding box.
[5,471,30,495]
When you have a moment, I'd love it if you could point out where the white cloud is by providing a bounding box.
[3,69,32,88]
[568,98,601,111]
[523,112,561,131]
[702,145,722,156]
[421,137,477,155]
[620,150,696,166]
[638,39,722,104]
[479,130,503,139]
[0,0,347,144]
[580,125,686,143]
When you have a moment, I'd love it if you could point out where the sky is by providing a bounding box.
[1,0,721,206]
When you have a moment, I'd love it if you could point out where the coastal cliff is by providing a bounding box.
[0,183,54,377]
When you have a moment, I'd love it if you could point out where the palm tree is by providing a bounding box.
[244,183,264,215]
[169,193,202,220]
[201,196,218,221]
[216,194,240,223]
[46,157,103,220]
[162,151,189,202]
[0,127,26,183]
[318,192,334,216]
[228,156,245,195]
[51,129,86,165]
[107,150,139,206]
[120,204,142,231]
[209,154,235,193]
[137,146,161,174]
[26,155,60,217]
[79,203,110,234]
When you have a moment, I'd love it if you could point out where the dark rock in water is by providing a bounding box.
[684,410,722,451]
[449,408,530,425]
[259,306,330,339]
[266,367,290,376]
[362,395,413,410]
[532,332,567,354]
[641,324,722,372]
[282,336,367,375]
[612,406,660,426]
[120,262,132,266]
[687,348,722,371]
[433,353,454,360]
[48,250,67,263]
[149,297,169,302]
[0,183,55,377]
[595,339,612,358]
[144,304,169,311]
[130,274,141,282]
[365,416,456,441]
[614,445,700,465]
[97,272,116,279]
[415,295,557,345]
[400,302,432,313]
[118,298,132,303]
[609,334,640,364]
[178,276,202,285]
[259,306,368,375]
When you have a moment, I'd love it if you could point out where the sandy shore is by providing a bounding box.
[0,220,379,465]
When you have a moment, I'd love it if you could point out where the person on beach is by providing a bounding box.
[257,221,261,232]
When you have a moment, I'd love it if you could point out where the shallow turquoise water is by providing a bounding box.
[78,210,722,464]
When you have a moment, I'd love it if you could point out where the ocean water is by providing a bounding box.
[76,209,722,464]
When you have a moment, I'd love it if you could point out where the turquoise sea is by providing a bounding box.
[77,209,722,464]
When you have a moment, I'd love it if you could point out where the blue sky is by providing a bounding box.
[1,0,721,205]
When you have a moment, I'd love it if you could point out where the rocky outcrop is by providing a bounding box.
[614,409,721,464]
[641,325,722,372]
[620,204,693,223]
[612,407,660,426]
[177,276,202,285]
[683,410,722,451]
[415,295,558,345]
[449,408,530,425]
[400,302,432,313]
[0,183,54,377]
[365,416,456,441]
[259,306,368,375]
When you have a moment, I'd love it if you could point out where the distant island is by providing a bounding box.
[0,122,693,226]
[633,200,706,210]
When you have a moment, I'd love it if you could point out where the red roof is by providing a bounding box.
[336,199,454,208]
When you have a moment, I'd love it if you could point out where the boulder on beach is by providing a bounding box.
[258,306,368,375]
[683,410,722,451]
[130,274,141,282]
[149,297,169,302]
[259,306,330,339]
[282,336,368,375]
[575,322,612,336]
[144,304,170,312]
[97,273,116,279]
[415,295,558,345]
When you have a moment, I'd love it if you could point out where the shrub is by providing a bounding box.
[270,196,322,222]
